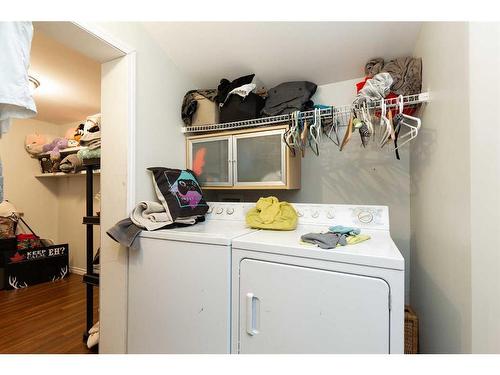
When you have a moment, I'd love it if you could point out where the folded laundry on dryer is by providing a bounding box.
[346,234,371,245]
[301,232,347,249]
[107,218,142,249]
[301,231,371,249]
[329,225,361,236]
[130,201,198,231]
[107,200,205,249]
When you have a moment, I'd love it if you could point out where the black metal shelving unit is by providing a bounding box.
[82,159,100,341]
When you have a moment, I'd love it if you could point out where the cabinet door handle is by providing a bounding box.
[246,292,259,336]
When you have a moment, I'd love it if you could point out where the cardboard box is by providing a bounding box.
[191,93,219,126]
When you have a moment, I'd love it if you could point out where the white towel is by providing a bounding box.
[131,201,172,230]
[130,201,198,230]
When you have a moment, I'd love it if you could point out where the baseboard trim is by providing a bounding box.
[70,266,85,275]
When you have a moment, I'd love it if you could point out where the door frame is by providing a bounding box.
[69,22,136,353]
[73,22,136,212]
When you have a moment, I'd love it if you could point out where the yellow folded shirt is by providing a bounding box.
[246,196,298,231]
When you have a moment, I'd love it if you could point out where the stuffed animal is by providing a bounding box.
[74,123,85,142]
[65,127,80,146]
[25,134,48,155]
[73,114,101,142]
[42,137,69,161]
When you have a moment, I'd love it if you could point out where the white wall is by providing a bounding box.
[470,22,500,354]
[410,22,472,354]
[93,22,197,354]
[207,78,412,301]
[0,119,60,241]
[95,23,196,203]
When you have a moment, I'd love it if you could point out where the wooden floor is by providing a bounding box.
[0,273,99,354]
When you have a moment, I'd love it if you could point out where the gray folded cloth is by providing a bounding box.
[59,153,83,173]
[301,232,347,249]
[107,218,142,249]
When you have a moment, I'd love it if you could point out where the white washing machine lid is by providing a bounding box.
[139,220,257,246]
[232,224,404,271]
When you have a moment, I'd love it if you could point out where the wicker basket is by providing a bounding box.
[405,305,419,354]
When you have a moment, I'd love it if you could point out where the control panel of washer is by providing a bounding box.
[205,202,255,221]
[292,203,389,230]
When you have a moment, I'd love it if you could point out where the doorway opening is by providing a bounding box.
[0,21,134,354]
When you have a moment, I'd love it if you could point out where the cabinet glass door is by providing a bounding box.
[189,136,232,186]
[233,130,286,186]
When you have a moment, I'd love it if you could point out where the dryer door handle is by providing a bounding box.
[246,292,259,336]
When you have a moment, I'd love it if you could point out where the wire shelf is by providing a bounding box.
[181,92,430,135]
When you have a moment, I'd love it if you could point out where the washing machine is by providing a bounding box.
[231,203,404,354]
[127,202,257,353]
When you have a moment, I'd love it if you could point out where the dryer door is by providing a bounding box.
[238,259,390,353]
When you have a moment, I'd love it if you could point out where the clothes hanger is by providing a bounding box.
[393,95,421,150]
[357,103,371,147]
[308,108,321,156]
[340,110,355,151]
[379,98,393,147]
[293,111,304,153]
[291,111,303,153]
[283,112,297,156]
[363,102,374,136]
[388,108,395,141]
[381,107,396,148]
[323,106,340,146]
[300,118,309,157]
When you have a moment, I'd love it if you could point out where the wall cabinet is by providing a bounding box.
[187,126,300,190]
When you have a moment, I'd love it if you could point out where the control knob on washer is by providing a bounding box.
[358,211,373,223]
